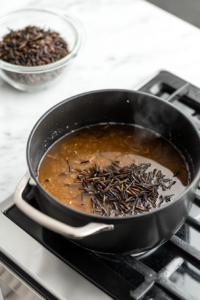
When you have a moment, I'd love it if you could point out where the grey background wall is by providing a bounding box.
[147,0,200,28]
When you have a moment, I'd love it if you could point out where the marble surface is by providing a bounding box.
[1,0,200,202]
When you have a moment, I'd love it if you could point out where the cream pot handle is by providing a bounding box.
[14,171,114,240]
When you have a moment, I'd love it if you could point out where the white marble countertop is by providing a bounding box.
[1,0,200,202]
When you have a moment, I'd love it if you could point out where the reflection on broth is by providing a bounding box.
[38,124,189,216]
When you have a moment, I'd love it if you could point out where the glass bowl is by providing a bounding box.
[0,8,83,92]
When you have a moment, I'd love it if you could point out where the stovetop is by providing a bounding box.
[1,71,200,300]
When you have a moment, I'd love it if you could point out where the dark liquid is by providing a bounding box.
[38,124,189,215]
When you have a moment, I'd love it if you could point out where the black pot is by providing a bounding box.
[14,90,200,254]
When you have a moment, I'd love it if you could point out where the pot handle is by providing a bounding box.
[14,171,114,240]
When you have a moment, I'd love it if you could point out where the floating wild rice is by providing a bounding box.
[74,162,176,217]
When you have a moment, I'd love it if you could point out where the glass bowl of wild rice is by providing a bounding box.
[0,8,83,92]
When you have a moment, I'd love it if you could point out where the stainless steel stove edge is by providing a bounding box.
[0,195,111,300]
[0,261,45,300]
[0,195,15,213]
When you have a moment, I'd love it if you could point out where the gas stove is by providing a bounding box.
[1,71,200,300]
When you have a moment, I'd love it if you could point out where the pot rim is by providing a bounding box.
[27,89,200,221]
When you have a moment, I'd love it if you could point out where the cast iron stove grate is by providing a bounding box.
[5,71,200,300]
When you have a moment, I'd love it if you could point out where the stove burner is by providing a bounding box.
[1,71,200,300]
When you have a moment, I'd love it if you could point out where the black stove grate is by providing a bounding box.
[138,70,200,130]
[6,190,200,300]
[5,71,200,300]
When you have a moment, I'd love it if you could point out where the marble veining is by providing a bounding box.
[1,0,200,201]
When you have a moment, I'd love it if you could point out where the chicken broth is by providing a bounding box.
[38,124,189,216]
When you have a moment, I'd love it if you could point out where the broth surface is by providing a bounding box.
[38,124,189,215]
